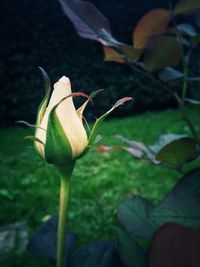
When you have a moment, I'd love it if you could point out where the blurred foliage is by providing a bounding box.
[0,0,187,126]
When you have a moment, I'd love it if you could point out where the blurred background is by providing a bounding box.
[1,0,195,126]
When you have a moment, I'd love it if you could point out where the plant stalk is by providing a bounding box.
[178,35,199,141]
[56,175,70,267]
[122,47,199,140]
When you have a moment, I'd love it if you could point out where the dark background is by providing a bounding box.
[1,0,199,126]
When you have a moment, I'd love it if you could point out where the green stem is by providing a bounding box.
[182,56,189,101]
[57,176,70,267]
[178,34,199,141]
[56,162,75,267]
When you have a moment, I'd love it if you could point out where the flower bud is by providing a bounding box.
[35,76,88,166]
[34,74,133,168]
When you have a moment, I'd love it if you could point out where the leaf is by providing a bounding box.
[28,216,77,264]
[185,98,200,114]
[149,134,186,154]
[144,36,182,72]
[69,240,119,267]
[117,197,158,239]
[174,0,200,15]
[185,98,200,104]
[155,137,199,169]
[148,223,200,267]
[133,9,171,48]
[115,135,149,153]
[148,134,187,164]
[115,227,147,267]
[176,23,197,36]
[124,147,144,158]
[158,67,183,81]
[120,45,143,63]
[116,134,191,166]
[151,168,200,229]
[188,77,200,81]
[59,0,120,46]
[103,47,125,63]
[115,135,159,164]
[97,145,144,158]
[104,45,142,64]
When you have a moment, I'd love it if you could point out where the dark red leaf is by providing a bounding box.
[133,9,171,48]
[59,0,119,46]
[148,223,200,267]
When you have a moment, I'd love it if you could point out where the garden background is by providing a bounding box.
[1,0,194,126]
[1,0,200,267]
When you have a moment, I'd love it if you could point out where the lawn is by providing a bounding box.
[0,108,199,266]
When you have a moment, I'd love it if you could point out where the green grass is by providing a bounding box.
[0,108,199,266]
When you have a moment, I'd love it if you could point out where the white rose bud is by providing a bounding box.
[35,76,88,166]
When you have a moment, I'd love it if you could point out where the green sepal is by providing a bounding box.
[36,67,51,127]
[36,95,49,127]
[78,97,133,158]
[25,135,44,146]
[45,106,74,166]
[88,97,133,146]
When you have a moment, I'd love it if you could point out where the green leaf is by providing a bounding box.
[133,9,171,48]
[144,36,182,72]
[155,137,199,169]
[149,134,186,154]
[174,0,200,15]
[151,168,200,229]
[117,197,158,239]
[115,227,147,267]
[45,107,73,166]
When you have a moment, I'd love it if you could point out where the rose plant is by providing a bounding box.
[24,70,132,267]
[26,1,200,266]
[24,1,200,267]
